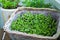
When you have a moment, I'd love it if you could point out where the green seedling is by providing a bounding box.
[0,0,20,9]
[11,12,57,36]
[22,0,51,8]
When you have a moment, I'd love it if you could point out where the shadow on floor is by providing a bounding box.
[57,36,60,40]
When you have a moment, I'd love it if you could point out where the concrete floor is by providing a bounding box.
[4,32,11,40]
[0,29,11,40]
[0,29,4,40]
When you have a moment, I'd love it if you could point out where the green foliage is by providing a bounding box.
[11,12,57,36]
[22,0,51,8]
[0,0,20,9]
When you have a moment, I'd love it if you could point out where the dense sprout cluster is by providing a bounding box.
[22,0,51,8]
[0,0,20,9]
[11,12,57,36]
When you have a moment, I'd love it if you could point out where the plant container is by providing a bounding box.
[1,7,17,23]
[4,7,60,40]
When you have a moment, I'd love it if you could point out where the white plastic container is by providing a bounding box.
[1,7,17,23]
[4,7,60,40]
[0,7,4,28]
